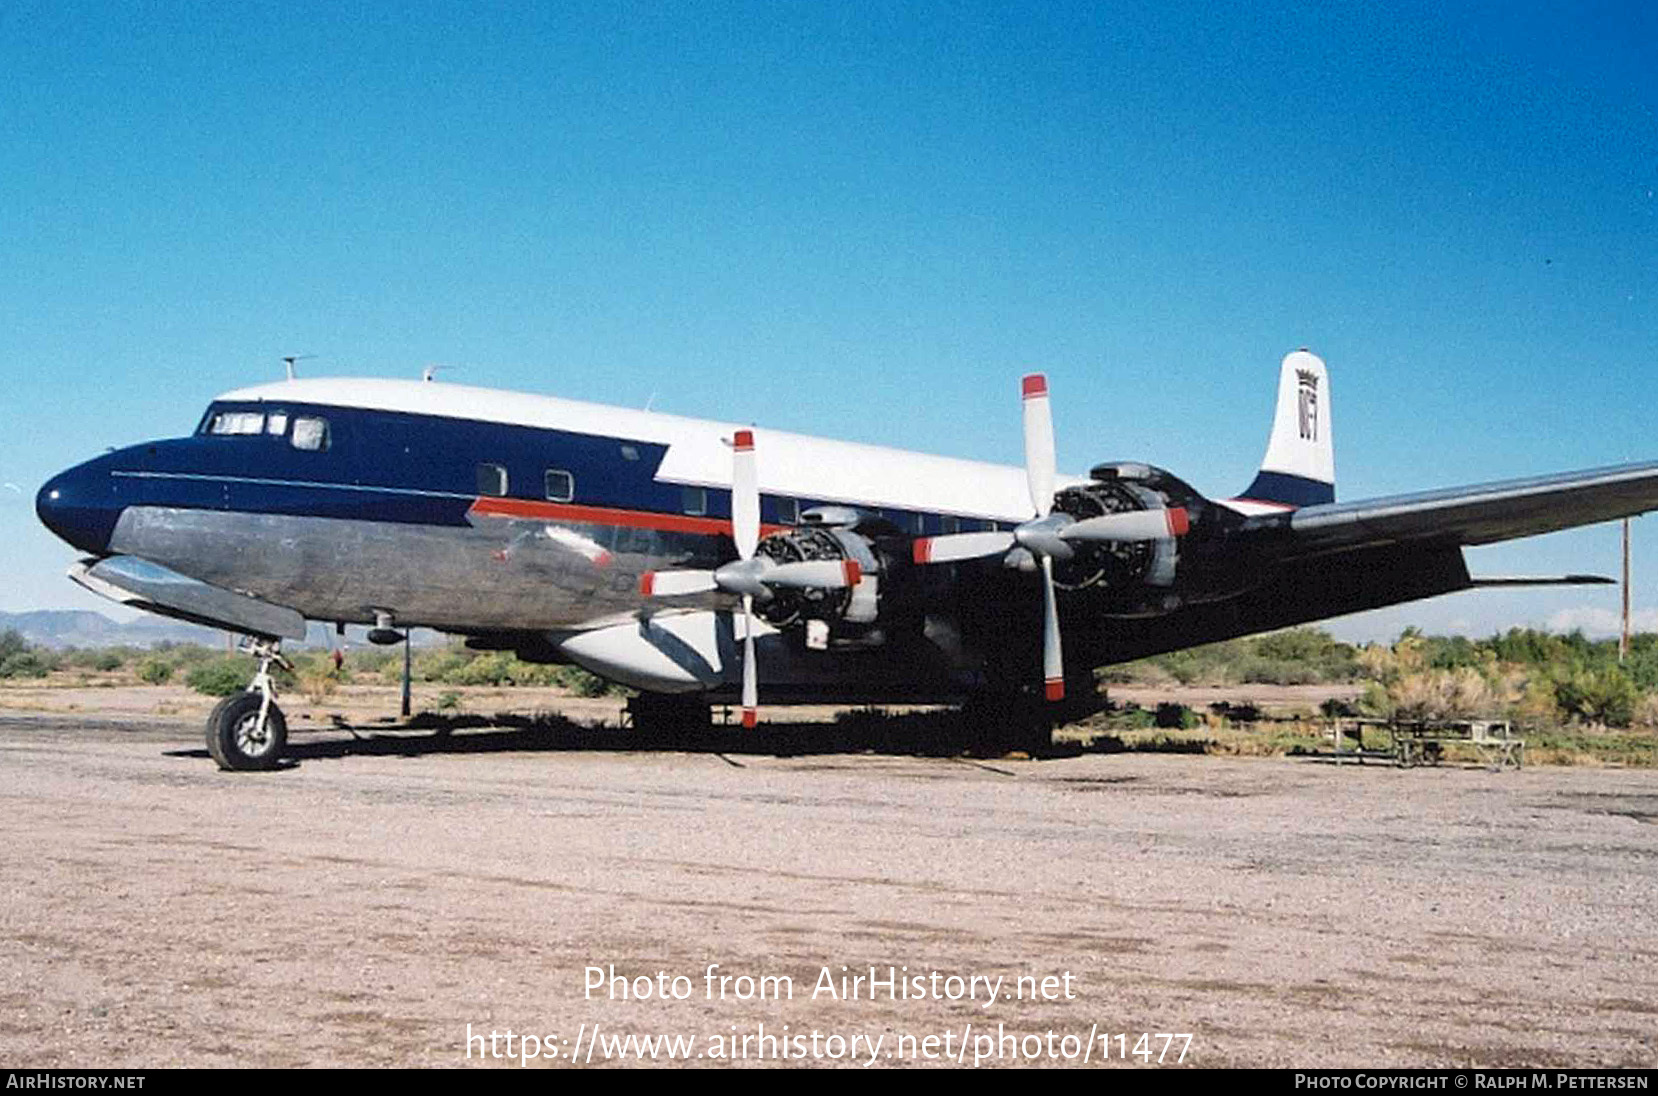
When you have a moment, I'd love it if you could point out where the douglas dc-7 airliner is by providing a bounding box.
[35,351,1658,769]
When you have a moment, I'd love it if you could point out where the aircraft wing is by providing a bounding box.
[1243,459,1658,556]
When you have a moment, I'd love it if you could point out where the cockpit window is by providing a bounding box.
[291,417,329,452]
[207,411,265,436]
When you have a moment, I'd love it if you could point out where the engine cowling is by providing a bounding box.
[752,525,885,629]
[1047,463,1214,592]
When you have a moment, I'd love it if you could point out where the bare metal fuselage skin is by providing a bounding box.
[36,381,1472,702]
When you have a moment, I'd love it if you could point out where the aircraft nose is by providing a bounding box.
[36,463,118,555]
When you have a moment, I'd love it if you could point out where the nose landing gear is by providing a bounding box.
[206,639,292,771]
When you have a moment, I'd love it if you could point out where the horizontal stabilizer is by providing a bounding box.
[1469,574,1614,587]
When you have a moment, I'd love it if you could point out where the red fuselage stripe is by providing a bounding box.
[469,496,787,537]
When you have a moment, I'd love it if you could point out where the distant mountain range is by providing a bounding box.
[0,609,440,650]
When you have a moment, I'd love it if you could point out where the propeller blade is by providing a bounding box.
[639,571,718,597]
[732,429,759,560]
[1040,555,1064,702]
[740,594,758,728]
[765,558,862,589]
[1022,374,1055,518]
[1061,506,1190,542]
[912,531,1017,564]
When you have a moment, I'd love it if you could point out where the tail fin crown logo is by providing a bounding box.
[1296,369,1319,442]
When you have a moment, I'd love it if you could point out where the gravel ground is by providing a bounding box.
[1,709,1654,1068]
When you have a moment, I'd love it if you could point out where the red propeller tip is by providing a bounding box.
[1021,374,1048,400]
[842,559,862,586]
[733,430,754,451]
[1044,678,1065,702]
[639,573,655,596]
[741,707,757,729]
[912,538,933,564]
[1166,507,1190,537]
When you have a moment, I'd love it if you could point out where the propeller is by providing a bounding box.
[639,430,861,728]
[910,373,1190,703]
[1024,374,1065,702]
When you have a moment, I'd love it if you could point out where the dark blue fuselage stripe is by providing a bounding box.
[1240,470,1334,507]
[93,400,1005,536]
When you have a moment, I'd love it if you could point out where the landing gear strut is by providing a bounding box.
[206,639,291,771]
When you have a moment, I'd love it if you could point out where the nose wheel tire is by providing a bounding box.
[206,692,288,771]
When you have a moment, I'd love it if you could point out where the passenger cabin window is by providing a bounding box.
[208,411,265,436]
[775,497,799,525]
[291,417,329,452]
[544,469,575,502]
[266,412,288,436]
[940,515,960,534]
[682,486,707,516]
[476,463,508,497]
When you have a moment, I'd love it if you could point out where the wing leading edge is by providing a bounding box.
[1242,460,1658,556]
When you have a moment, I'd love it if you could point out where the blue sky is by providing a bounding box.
[2,1,1654,641]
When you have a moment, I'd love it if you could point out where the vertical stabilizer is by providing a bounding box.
[1239,349,1334,507]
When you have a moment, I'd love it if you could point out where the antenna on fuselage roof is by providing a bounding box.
[281,354,315,381]
[422,365,451,383]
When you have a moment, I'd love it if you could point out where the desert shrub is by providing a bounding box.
[1385,667,1504,720]
[58,648,123,672]
[1251,628,1360,681]
[1553,668,1638,727]
[349,647,403,681]
[414,647,472,683]
[185,657,252,697]
[0,649,52,678]
[546,664,625,696]
[1513,677,1564,726]
[1357,680,1394,718]
[1154,702,1199,729]
[0,632,55,678]
[445,651,519,686]
[153,643,218,667]
[288,649,351,685]
[136,659,173,684]
[295,669,339,703]
[0,629,27,661]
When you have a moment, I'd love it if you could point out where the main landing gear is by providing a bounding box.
[206,639,292,771]
[625,692,713,745]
